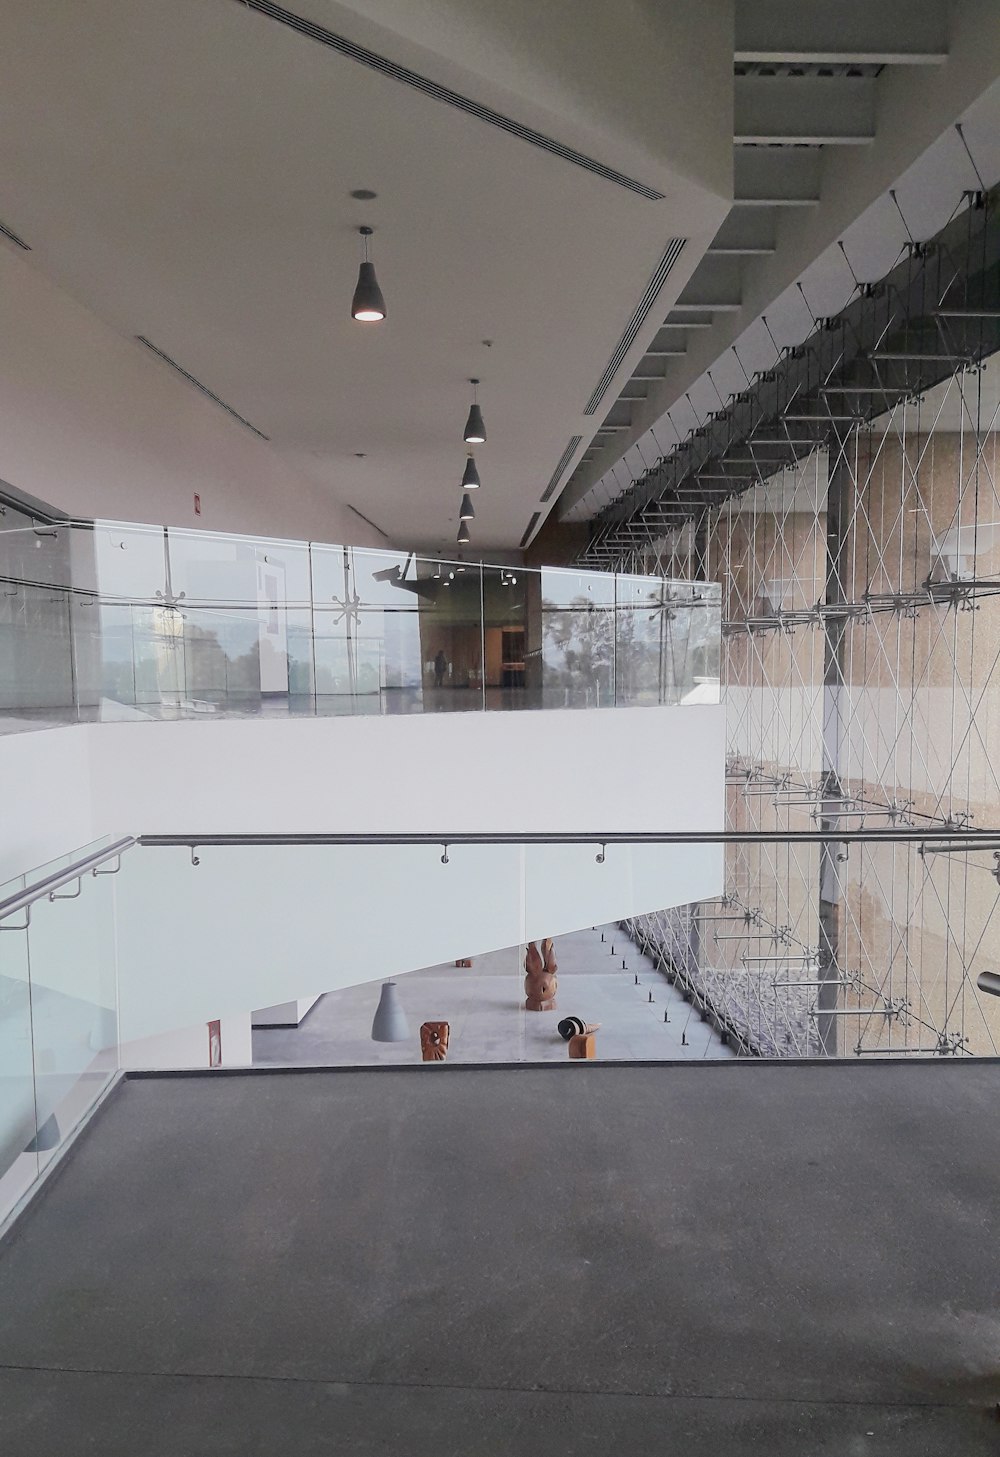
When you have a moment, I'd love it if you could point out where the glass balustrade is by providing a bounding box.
[0,838,121,1226]
[3,827,1000,1229]
[0,518,721,731]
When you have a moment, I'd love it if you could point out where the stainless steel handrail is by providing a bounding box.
[136,829,1000,848]
[0,836,136,924]
[6,825,996,925]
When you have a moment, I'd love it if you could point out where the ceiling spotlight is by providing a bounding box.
[459,493,475,521]
[464,378,486,443]
[457,520,471,545]
[351,226,386,322]
[462,453,481,490]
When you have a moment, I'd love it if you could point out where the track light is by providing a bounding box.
[464,378,486,443]
[351,226,386,322]
[460,493,475,521]
[462,453,481,490]
[457,521,471,545]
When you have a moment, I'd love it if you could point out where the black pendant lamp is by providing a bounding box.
[464,378,486,443]
[457,520,471,545]
[462,453,481,490]
[460,492,475,521]
[351,226,386,322]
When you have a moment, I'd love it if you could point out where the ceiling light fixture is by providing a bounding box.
[464,378,486,443]
[459,493,475,521]
[457,521,471,545]
[351,226,386,322]
[462,453,481,490]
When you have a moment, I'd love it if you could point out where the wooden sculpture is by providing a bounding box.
[420,1021,450,1061]
[568,1032,597,1060]
[524,938,558,1011]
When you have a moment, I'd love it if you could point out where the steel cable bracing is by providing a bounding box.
[590,186,1000,1056]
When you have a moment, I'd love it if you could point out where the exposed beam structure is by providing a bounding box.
[734,76,876,145]
[733,148,823,205]
[734,0,949,66]
[579,192,1000,562]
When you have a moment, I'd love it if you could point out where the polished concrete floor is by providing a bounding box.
[1,1062,1000,1453]
[253,924,734,1066]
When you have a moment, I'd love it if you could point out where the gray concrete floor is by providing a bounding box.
[1,1061,1000,1453]
[253,923,735,1066]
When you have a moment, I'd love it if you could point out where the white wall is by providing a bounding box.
[1,704,725,882]
[121,1012,252,1070]
[0,728,95,886]
[252,998,321,1028]
[0,243,382,547]
[85,704,725,837]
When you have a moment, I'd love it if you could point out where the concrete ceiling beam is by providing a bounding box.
[733,148,823,204]
[735,76,876,145]
[734,0,949,65]
[709,210,778,254]
[602,400,634,428]
[676,253,745,311]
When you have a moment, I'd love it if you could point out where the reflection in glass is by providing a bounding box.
[538,567,616,708]
[480,564,527,709]
[0,516,720,729]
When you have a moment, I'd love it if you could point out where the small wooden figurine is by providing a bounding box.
[420,1021,450,1061]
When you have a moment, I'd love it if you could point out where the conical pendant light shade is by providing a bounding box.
[464,403,486,443]
[461,454,481,489]
[460,492,475,521]
[464,378,486,443]
[371,981,409,1042]
[351,227,386,322]
[352,261,386,321]
[457,520,471,545]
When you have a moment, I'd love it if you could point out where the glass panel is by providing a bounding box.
[90,522,174,718]
[309,547,484,715]
[685,582,722,705]
[481,563,530,709]
[538,567,616,709]
[0,882,38,1221]
[22,837,117,885]
[167,528,314,718]
[614,574,683,706]
[0,525,75,730]
[25,863,118,1174]
[416,556,484,712]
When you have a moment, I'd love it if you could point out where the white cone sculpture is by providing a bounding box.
[371,981,410,1042]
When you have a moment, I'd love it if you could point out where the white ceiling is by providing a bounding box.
[0,0,734,552]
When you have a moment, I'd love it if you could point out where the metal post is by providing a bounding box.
[816,429,852,1056]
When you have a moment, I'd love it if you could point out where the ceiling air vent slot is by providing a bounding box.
[583,238,686,415]
[0,218,30,251]
[540,436,583,502]
[519,512,541,549]
[136,337,270,440]
[237,0,665,201]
